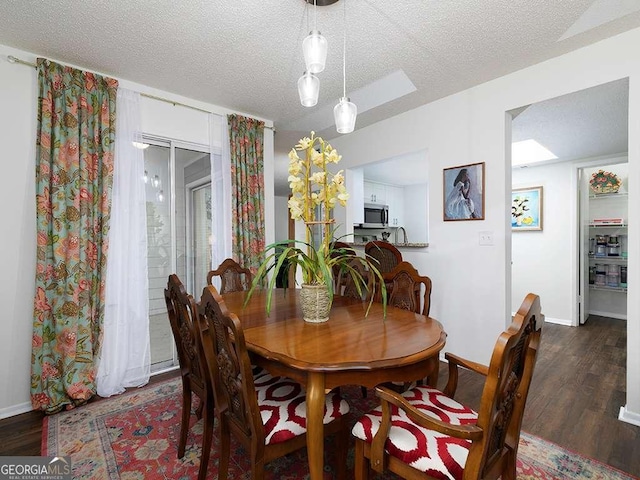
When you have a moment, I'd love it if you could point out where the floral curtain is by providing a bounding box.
[227,114,265,273]
[31,58,118,414]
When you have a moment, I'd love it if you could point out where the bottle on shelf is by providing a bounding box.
[620,234,628,258]
[607,235,620,256]
[606,264,620,287]
[595,235,608,257]
[594,263,606,286]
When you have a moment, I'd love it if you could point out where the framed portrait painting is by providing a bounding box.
[443,162,485,221]
[512,186,543,231]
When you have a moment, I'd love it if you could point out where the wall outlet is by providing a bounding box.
[479,231,494,246]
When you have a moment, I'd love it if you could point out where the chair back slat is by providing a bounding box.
[365,241,402,275]
[207,258,253,294]
[381,261,432,316]
[164,274,207,389]
[471,293,543,478]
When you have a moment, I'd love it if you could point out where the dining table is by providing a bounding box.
[222,288,446,480]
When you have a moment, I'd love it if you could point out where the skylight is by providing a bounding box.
[512,139,558,166]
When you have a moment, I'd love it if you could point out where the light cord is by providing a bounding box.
[342,0,347,97]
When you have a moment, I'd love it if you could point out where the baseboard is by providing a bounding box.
[618,405,640,427]
[0,401,33,420]
[588,310,627,320]
[543,316,572,326]
[510,312,573,327]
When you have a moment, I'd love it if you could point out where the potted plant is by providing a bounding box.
[589,169,621,194]
[246,131,386,322]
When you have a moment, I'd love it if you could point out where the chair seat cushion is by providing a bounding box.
[254,370,350,445]
[352,385,478,480]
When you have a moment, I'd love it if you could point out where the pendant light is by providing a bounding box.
[333,0,357,134]
[298,71,320,107]
[302,1,327,74]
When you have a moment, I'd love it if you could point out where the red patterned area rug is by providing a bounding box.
[42,378,636,479]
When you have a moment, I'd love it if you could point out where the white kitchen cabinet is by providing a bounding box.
[346,168,364,225]
[386,185,404,227]
[364,181,386,204]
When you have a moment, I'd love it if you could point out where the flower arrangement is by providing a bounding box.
[246,131,386,318]
[511,195,532,225]
[590,169,621,194]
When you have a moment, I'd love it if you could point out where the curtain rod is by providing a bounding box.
[6,55,275,132]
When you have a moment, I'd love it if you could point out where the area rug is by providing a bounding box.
[42,378,636,480]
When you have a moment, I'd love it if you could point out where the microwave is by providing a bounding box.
[360,203,389,228]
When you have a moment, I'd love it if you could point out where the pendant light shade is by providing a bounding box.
[334,0,357,134]
[302,30,328,74]
[333,96,357,133]
[298,71,320,107]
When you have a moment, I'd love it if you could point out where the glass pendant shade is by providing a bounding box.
[302,30,328,74]
[298,72,320,107]
[333,97,357,134]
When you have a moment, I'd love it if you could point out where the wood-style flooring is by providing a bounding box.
[0,315,638,476]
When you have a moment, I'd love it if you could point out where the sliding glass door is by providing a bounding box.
[143,139,211,372]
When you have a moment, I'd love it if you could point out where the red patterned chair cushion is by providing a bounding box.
[351,385,478,480]
[254,370,350,445]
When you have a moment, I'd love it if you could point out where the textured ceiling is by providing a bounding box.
[511,78,629,166]
[0,0,637,193]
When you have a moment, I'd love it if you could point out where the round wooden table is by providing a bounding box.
[222,289,446,480]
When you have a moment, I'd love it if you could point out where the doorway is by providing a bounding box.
[578,163,629,325]
[143,138,211,372]
[509,78,629,327]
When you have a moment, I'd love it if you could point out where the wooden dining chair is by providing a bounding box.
[382,261,432,316]
[331,241,356,291]
[164,274,214,480]
[351,293,543,480]
[207,258,253,294]
[198,285,351,480]
[338,258,371,300]
[365,240,402,275]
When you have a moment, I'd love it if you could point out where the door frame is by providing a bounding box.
[143,135,210,373]
[572,155,629,327]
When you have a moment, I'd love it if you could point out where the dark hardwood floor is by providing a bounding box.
[1,316,638,476]
[448,315,639,477]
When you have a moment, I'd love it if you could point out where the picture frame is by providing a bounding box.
[443,162,485,221]
[512,186,543,231]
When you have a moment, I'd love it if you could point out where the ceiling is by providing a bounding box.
[511,77,629,167]
[0,0,637,188]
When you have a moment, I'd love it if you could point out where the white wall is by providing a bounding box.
[0,44,275,418]
[0,45,38,419]
[403,184,428,243]
[329,28,640,423]
[274,196,290,242]
[511,162,574,324]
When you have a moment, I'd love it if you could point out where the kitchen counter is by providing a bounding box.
[347,242,428,248]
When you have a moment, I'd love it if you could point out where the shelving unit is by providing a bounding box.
[583,186,628,320]
[589,285,627,292]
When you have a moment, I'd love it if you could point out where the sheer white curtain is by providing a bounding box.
[209,113,233,288]
[97,88,150,396]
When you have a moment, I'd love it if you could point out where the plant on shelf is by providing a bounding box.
[589,169,621,194]
[246,131,386,322]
